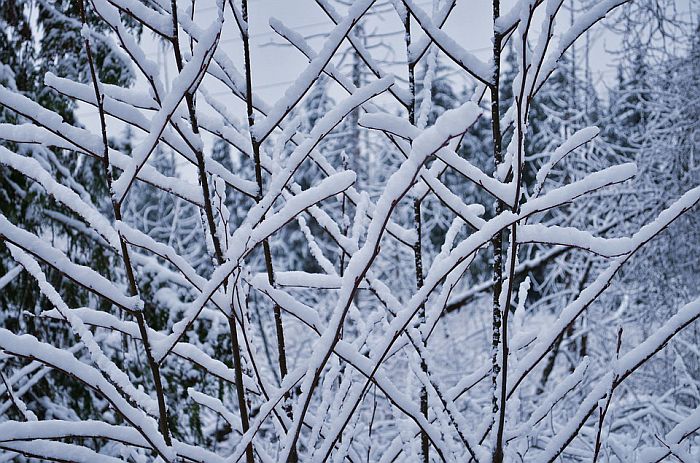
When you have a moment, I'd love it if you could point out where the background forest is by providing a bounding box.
[0,0,699,461]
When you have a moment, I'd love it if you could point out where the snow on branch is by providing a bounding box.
[0,0,696,460]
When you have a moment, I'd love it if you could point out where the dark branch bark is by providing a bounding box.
[79,0,172,447]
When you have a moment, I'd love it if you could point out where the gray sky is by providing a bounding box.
[77,0,695,159]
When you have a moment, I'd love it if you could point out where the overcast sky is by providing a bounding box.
[77,0,695,158]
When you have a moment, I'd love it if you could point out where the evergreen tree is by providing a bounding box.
[0,0,138,426]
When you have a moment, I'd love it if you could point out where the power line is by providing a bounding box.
[143,0,434,55]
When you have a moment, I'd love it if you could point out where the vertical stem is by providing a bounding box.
[495,226,516,463]
[171,2,253,461]
[494,96,523,463]
[339,150,349,276]
[169,0,224,265]
[78,0,172,448]
[489,0,504,460]
[239,1,294,461]
[349,29,364,190]
[403,6,429,462]
[228,313,255,463]
[414,200,429,463]
[240,0,288,388]
[495,10,531,459]
[592,327,622,463]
